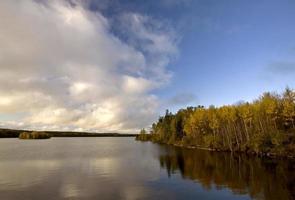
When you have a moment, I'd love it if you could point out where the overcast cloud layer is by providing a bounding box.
[0,0,178,133]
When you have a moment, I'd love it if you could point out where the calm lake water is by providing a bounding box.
[0,138,294,200]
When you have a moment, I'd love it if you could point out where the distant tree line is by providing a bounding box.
[0,129,136,138]
[0,129,22,138]
[136,88,295,157]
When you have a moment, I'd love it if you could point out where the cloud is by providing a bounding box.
[0,0,178,133]
[115,13,179,85]
[267,61,295,75]
[167,93,196,106]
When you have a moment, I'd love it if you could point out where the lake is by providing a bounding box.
[0,138,294,200]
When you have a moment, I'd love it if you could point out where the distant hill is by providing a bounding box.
[0,128,136,138]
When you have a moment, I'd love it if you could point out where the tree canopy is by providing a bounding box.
[136,88,295,157]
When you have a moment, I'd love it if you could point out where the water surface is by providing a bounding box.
[0,138,293,200]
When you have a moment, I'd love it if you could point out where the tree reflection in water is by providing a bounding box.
[158,146,295,200]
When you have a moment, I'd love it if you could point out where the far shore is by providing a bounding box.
[0,128,137,138]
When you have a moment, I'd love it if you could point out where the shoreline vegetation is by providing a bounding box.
[136,88,295,158]
[0,128,136,138]
[19,132,51,139]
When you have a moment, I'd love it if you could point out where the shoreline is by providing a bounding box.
[0,128,137,138]
[137,139,295,159]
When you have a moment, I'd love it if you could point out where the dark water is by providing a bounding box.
[0,138,293,200]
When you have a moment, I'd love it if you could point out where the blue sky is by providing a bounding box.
[171,1,292,105]
[89,0,295,107]
[0,0,294,132]
[165,0,295,108]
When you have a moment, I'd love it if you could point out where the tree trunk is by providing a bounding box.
[243,119,250,142]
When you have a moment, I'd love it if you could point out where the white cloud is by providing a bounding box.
[122,75,154,94]
[69,82,93,95]
[0,0,177,133]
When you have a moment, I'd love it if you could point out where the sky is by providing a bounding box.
[0,0,295,133]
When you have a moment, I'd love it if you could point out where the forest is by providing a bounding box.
[136,88,295,157]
